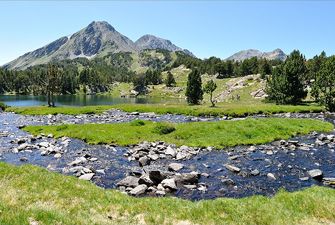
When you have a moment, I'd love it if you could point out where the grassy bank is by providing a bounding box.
[24,118,333,147]
[7,102,324,117]
[0,162,334,225]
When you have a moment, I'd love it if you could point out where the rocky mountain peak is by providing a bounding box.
[135,34,194,56]
[226,48,287,61]
[4,21,192,70]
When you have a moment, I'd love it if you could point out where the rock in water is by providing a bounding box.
[138,156,150,167]
[267,173,276,180]
[149,170,167,185]
[79,173,95,181]
[168,163,184,172]
[130,184,147,196]
[308,169,323,180]
[224,164,241,173]
[161,178,177,190]
[117,176,140,187]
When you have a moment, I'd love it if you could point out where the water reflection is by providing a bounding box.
[0,95,184,107]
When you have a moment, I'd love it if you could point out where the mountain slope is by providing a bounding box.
[135,34,194,56]
[226,49,287,61]
[5,21,139,70]
[4,22,194,70]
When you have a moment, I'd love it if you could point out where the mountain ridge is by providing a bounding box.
[4,21,194,70]
[225,48,287,61]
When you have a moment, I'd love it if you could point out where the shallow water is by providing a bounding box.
[0,94,184,107]
[0,111,334,200]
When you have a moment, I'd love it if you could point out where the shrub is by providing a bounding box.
[153,123,176,135]
[0,102,8,111]
[130,119,146,126]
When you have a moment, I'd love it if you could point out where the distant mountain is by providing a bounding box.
[226,49,287,61]
[135,34,194,56]
[4,21,193,70]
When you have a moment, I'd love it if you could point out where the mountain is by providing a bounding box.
[4,21,192,70]
[135,34,194,56]
[226,49,287,61]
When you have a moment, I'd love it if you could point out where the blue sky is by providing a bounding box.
[0,1,334,65]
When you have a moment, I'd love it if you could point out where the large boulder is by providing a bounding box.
[130,184,147,196]
[161,178,177,190]
[117,176,140,188]
[308,169,323,180]
[168,163,184,172]
[174,172,199,185]
[149,170,168,185]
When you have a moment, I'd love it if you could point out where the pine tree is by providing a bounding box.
[165,71,176,87]
[312,56,335,111]
[258,59,271,79]
[265,50,307,104]
[186,68,203,104]
[203,80,217,107]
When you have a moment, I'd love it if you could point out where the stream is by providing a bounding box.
[0,110,334,200]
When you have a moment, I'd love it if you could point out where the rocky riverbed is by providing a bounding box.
[0,110,335,200]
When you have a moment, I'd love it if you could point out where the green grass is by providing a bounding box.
[0,162,335,225]
[24,118,333,147]
[7,102,324,117]
[112,102,324,117]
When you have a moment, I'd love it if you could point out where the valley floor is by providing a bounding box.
[1,105,335,224]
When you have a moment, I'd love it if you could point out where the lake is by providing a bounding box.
[0,95,184,107]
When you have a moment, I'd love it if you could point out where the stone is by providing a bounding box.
[149,170,167,185]
[221,178,235,185]
[79,173,95,181]
[20,157,28,162]
[197,185,207,192]
[139,174,154,186]
[201,173,210,178]
[168,163,184,172]
[68,157,87,166]
[323,177,335,186]
[40,151,47,156]
[148,154,159,161]
[129,184,147,196]
[54,153,62,158]
[176,152,186,160]
[156,190,166,196]
[117,176,140,188]
[96,169,105,175]
[248,146,256,151]
[184,184,197,189]
[161,178,177,190]
[17,143,29,151]
[165,146,176,157]
[250,169,260,176]
[38,142,49,148]
[308,169,323,180]
[174,172,199,184]
[228,155,240,160]
[224,164,241,173]
[157,183,165,191]
[138,156,150,167]
[267,173,276,180]
[180,145,189,151]
[17,138,26,144]
[318,134,327,141]
[288,140,299,145]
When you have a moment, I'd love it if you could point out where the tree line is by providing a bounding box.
[265,50,335,111]
[170,52,281,78]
